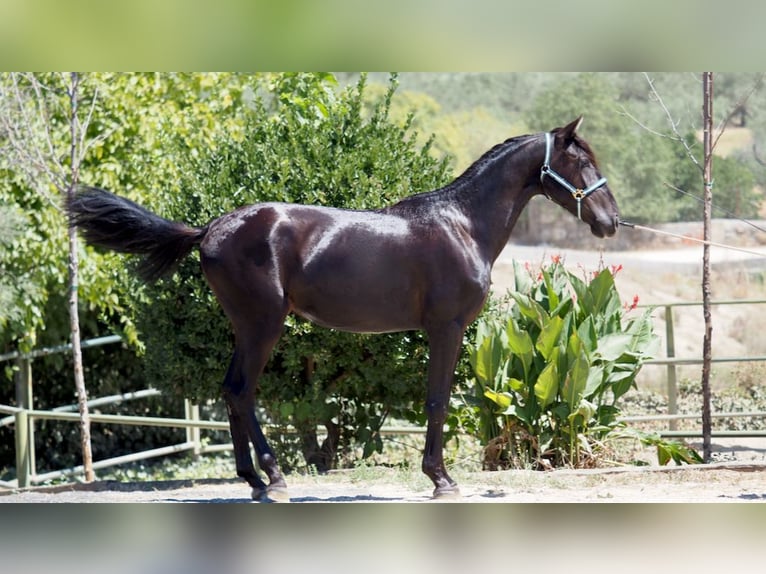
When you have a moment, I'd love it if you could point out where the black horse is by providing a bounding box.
[67,117,619,501]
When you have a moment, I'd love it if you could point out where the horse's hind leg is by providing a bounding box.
[222,324,289,502]
[222,352,264,493]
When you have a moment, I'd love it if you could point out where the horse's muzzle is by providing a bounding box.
[591,214,619,238]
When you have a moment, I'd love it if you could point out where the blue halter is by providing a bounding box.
[540,132,607,221]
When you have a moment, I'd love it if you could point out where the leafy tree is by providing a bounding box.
[0,72,106,478]
[669,132,760,221]
[0,73,255,477]
[0,73,255,353]
[0,206,34,333]
[125,74,454,470]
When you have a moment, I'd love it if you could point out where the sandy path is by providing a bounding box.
[2,463,765,503]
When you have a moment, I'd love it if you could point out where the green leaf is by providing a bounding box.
[484,389,513,410]
[563,335,589,408]
[541,267,560,312]
[583,365,604,398]
[534,359,559,409]
[470,327,506,387]
[595,333,636,362]
[511,292,549,329]
[512,260,534,294]
[567,399,597,429]
[506,318,534,379]
[576,315,598,353]
[536,314,565,360]
[279,402,294,418]
[508,377,526,393]
[587,268,616,314]
[505,318,533,355]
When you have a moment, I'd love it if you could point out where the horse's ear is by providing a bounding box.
[558,116,583,143]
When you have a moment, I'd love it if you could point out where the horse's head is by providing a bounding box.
[540,117,619,238]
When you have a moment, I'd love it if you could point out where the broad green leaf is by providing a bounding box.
[536,314,565,360]
[494,358,511,389]
[506,318,534,355]
[576,315,598,353]
[657,445,671,466]
[484,389,513,410]
[583,365,604,397]
[534,360,559,409]
[563,335,589,408]
[587,268,616,314]
[595,333,636,362]
[512,259,534,294]
[506,318,534,379]
[611,372,638,400]
[470,333,505,387]
[567,399,596,429]
[511,292,549,329]
[508,377,526,393]
[541,267,559,312]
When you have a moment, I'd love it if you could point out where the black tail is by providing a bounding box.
[66,186,209,282]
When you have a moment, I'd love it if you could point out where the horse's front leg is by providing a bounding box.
[422,322,464,498]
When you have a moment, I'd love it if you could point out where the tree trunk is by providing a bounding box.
[701,72,714,462]
[298,420,340,472]
[66,72,94,481]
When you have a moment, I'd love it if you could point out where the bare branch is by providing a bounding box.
[0,73,106,207]
[78,82,99,164]
[25,74,69,192]
[711,72,765,153]
[617,104,673,140]
[67,72,81,188]
[0,74,69,201]
[0,87,62,207]
[643,72,703,172]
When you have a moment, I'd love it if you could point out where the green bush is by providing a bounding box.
[129,74,453,471]
[459,257,659,469]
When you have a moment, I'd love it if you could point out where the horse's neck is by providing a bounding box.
[456,137,542,262]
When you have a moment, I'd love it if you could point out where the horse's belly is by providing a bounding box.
[288,275,422,334]
[290,293,420,334]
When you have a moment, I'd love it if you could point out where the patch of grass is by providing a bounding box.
[97,452,236,483]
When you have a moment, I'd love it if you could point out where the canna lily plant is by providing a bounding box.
[465,257,659,469]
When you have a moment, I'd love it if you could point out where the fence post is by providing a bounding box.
[664,305,678,431]
[14,357,35,486]
[185,399,201,457]
[14,409,30,488]
[15,356,33,410]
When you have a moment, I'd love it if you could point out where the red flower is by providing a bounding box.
[624,294,639,311]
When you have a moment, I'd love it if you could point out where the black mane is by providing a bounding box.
[388,134,535,210]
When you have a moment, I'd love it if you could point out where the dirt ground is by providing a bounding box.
[2,461,765,503]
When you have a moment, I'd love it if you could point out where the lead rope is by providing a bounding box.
[618,220,766,258]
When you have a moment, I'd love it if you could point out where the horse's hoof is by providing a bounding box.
[432,485,461,500]
[251,485,290,503]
